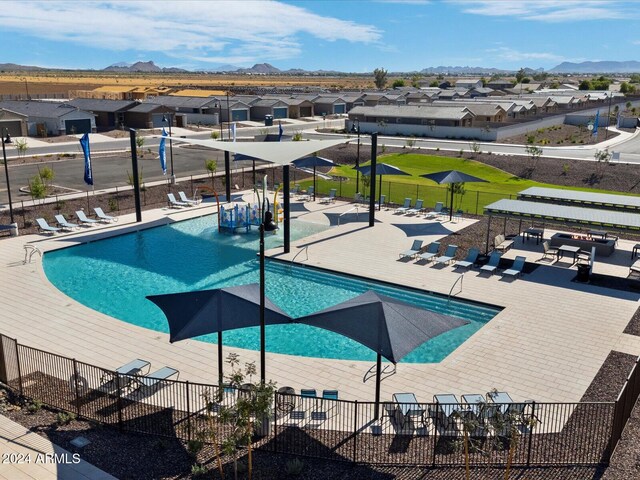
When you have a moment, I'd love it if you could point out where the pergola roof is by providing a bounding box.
[484,199,640,232]
[518,187,640,212]
[164,137,355,165]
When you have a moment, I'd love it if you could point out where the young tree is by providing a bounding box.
[205,159,217,188]
[392,79,405,88]
[373,67,388,90]
[15,138,28,157]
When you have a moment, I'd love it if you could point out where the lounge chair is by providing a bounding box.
[304,186,315,201]
[424,202,443,219]
[540,240,559,262]
[322,390,338,400]
[75,210,99,226]
[301,389,317,398]
[374,194,386,210]
[178,191,200,205]
[320,188,337,204]
[290,184,300,197]
[393,393,426,429]
[480,251,502,275]
[167,193,189,208]
[431,394,459,431]
[395,198,412,214]
[453,247,479,270]
[417,242,440,263]
[453,209,464,222]
[100,358,150,392]
[54,214,79,231]
[134,366,180,393]
[94,207,117,223]
[406,199,424,216]
[434,245,459,265]
[35,218,60,235]
[502,256,526,278]
[399,240,423,260]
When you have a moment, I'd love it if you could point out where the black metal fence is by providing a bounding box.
[0,333,637,467]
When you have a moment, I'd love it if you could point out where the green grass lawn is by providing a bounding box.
[291,153,633,215]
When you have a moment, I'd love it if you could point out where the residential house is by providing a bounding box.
[486,79,515,91]
[67,98,138,130]
[151,95,220,125]
[312,96,348,115]
[122,103,176,129]
[0,108,28,137]
[0,100,96,136]
[262,95,314,118]
[348,105,475,128]
[249,98,290,121]
[455,79,483,90]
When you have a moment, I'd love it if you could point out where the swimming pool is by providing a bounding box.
[43,215,500,363]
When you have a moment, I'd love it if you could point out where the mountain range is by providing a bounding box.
[549,61,640,73]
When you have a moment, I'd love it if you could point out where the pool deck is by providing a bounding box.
[1,194,639,411]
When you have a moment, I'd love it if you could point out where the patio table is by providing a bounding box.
[557,245,581,264]
[523,228,544,245]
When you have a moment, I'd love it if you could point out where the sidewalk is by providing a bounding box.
[0,415,116,480]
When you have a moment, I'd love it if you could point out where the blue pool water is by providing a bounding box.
[43,215,500,363]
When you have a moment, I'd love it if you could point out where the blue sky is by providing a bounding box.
[1,0,639,72]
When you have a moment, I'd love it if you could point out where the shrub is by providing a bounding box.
[56,411,76,425]
[187,439,204,457]
[27,399,43,414]
[210,131,219,140]
[191,464,207,476]
[108,198,118,212]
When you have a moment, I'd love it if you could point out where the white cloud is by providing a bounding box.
[486,47,564,63]
[451,0,632,22]
[2,1,382,65]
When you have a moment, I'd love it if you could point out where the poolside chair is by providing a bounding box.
[540,240,559,262]
[406,199,424,216]
[417,242,440,263]
[453,247,479,270]
[424,202,443,219]
[434,245,459,265]
[320,188,337,204]
[54,214,79,231]
[35,218,60,235]
[134,366,179,394]
[178,191,200,205]
[439,207,450,220]
[167,193,189,208]
[431,394,459,432]
[399,239,423,260]
[290,184,300,197]
[94,207,117,223]
[480,251,502,275]
[453,209,464,222]
[322,390,339,400]
[75,210,99,226]
[99,358,150,392]
[395,198,412,214]
[502,256,526,278]
[301,389,317,398]
[374,194,386,210]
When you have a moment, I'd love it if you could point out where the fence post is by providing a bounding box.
[526,401,535,466]
[475,190,480,215]
[186,380,191,442]
[21,200,25,229]
[352,400,358,463]
[115,186,120,212]
[273,392,279,452]
[116,374,124,431]
[432,403,438,466]
[15,343,23,396]
[72,358,81,418]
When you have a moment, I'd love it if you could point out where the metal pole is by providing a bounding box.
[226,91,231,140]
[1,129,14,224]
[217,331,223,385]
[356,120,360,193]
[283,165,290,254]
[129,129,142,222]
[164,114,175,185]
[260,221,266,384]
[224,151,231,201]
[369,133,377,227]
[374,352,381,419]
[219,103,223,140]
[605,94,613,141]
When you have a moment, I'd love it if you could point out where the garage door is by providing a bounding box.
[232,110,248,122]
[273,107,288,119]
[151,114,166,128]
[0,121,22,137]
[299,106,312,117]
[334,104,346,114]
[65,119,91,134]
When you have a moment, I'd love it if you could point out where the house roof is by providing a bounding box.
[67,98,138,113]
[0,100,93,118]
[151,96,219,109]
[250,98,289,108]
[126,102,171,113]
[262,95,314,106]
[313,96,347,104]
[349,105,474,120]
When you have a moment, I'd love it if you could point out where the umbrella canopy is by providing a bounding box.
[355,163,410,209]
[292,156,335,201]
[147,284,291,384]
[420,170,488,220]
[296,290,468,417]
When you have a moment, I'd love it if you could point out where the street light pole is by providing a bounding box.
[2,129,14,225]
[259,197,278,384]
[216,103,223,140]
[162,114,176,184]
[605,93,613,141]
[351,119,361,194]
[226,91,231,141]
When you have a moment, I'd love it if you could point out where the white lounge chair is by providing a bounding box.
[502,256,526,278]
[320,189,336,204]
[54,214,79,231]
[167,193,189,208]
[480,251,502,275]
[94,207,117,223]
[399,240,423,260]
[35,218,60,235]
[417,242,441,263]
[395,198,412,214]
[424,202,443,219]
[406,199,424,216]
[454,247,479,270]
[178,191,200,205]
[75,210,99,226]
[135,366,180,392]
[435,245,459,265]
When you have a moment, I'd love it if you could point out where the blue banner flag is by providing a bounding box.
[278,121,283,141]
[159,128,167,175]
[79,133,93,186]
[592,110,599,136]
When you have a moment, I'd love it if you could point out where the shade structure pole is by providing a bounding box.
[283,165,290,254]
[378,175,383,211]
[224,151,231,201]
[374,352,382,420]
[1,129,14,224]
[449,184,454,221]
[485,214,492,254]
[129,129,142,222]
[218,331,223,385]
[313,166,317,201]
[252,160,256,186]
[259,221,266,384]
[356,126,360,193]
[369,133,378,227]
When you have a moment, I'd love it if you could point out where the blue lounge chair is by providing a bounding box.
[75,210,99,225]
[322,390,339,400]
[94,207,117,223]
[168,193,189,208]
[502,256,526,278]
[320,188,337,204]
[301,389,317,398]
[374,194,386,210]
[395,198,412,214]
[406,199,424,216]
[424,202,443,219]
[417,242,440,262]
[178,191,200,205]
[480,251,502,275]
[453,247,479,270]
[435,245,459,265]
[399,240,423,260]
[54,214,79,231]
[35,218,60,235]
